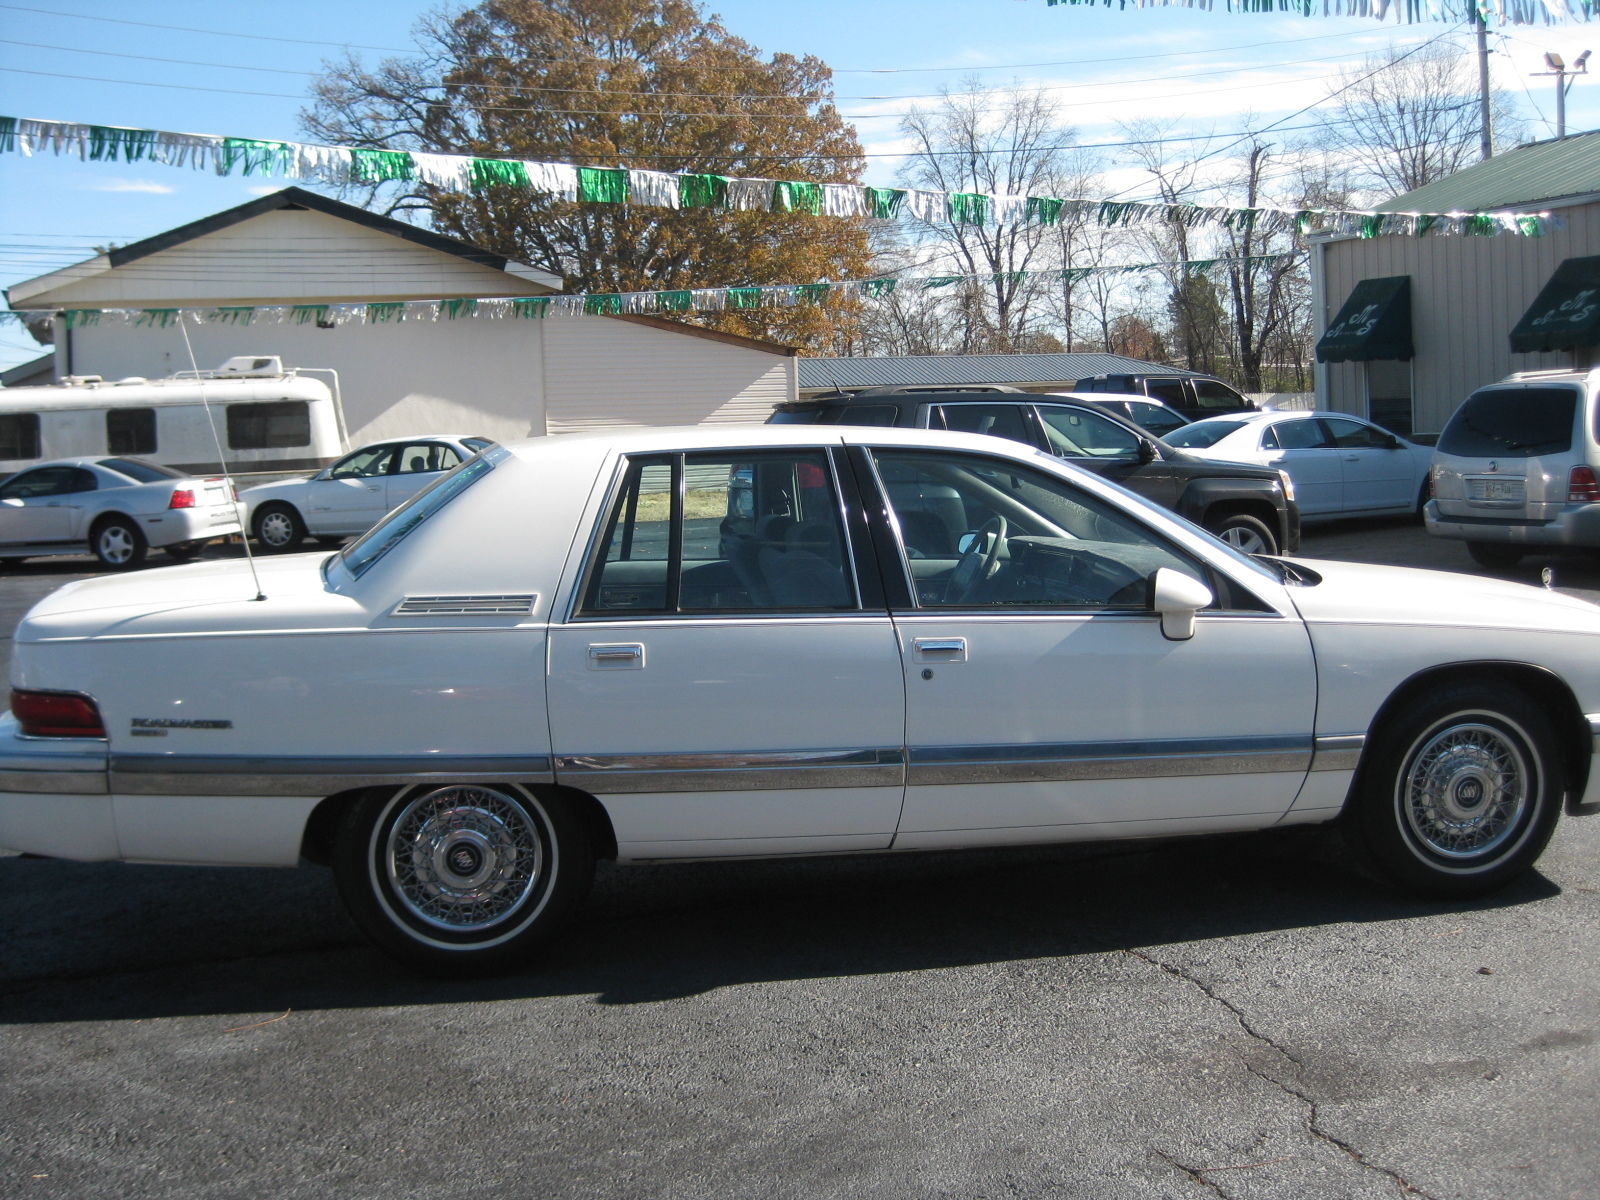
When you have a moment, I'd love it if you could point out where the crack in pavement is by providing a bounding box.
[1127,948,1441,1199]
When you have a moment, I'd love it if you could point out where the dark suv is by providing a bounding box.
[770,386,1299,555]
[1073,372,1255,421]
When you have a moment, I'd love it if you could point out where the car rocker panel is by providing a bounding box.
[2,427,1597,972]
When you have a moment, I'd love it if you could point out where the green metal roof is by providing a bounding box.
[1375,130,1600,214]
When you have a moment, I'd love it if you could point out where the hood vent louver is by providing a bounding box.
[393,594,537,617]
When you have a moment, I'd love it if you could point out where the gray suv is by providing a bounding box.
[1427,368,1600,567]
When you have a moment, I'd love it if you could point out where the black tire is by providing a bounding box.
[1348,683,1562,898]
[1210,512,1278,556]
[252,503,306,552]
[90,516,147,569]
[333,783,594,974]
[1467,541,1522,569]
[165,540,203,562]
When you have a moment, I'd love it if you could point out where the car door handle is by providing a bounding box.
[912,637,967,660]
[588,643,645,669]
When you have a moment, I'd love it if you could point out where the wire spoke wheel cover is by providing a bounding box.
[1352,684,1562,897]
[1399,719,1530,861]
[335,781,593,971]
[383,785,546,932]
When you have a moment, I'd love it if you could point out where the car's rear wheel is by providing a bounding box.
[1210,512,1278,556]
[334,783,594,974]
[1467,541,1522,569]
[90,517,146,569]
[1348,683,1562,897]
[253,503,305,552]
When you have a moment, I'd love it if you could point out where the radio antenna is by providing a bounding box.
[177,315,267,601]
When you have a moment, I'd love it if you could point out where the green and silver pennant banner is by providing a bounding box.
[0,253,1303,330]
[1039,0,1600,25]
[0,115,1558,240]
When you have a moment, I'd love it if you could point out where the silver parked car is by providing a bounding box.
[1427,369,1600,568]
[0,456,241,568]
[241,434,495,551]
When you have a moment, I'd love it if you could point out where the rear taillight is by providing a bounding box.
[1570,466,1600,503]
[11,689,106,738]
[168,488,196,510]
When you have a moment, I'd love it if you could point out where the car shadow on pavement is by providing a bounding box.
[0,824,1561,1024]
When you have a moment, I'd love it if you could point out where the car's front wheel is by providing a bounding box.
[252,503,305,552]
[1348,683,1563,897]
[333,783,594,973]
[90,516,147,569]
[1210,512,1278,556]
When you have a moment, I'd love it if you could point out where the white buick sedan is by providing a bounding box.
[240,434,495,551]
[3,426,1598,973]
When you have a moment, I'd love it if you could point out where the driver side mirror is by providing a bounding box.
[1148,568,1214,641]
[1137,439,1158,464]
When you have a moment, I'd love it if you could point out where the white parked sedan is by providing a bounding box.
[0,456,241,568]
[3,425,1598,973]
[1164,411,1434,520]
[240,434,494,550]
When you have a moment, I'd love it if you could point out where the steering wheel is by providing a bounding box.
[945,516,1008,602]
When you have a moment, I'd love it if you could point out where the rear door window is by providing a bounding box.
[933,403,1035,446]
[1437,387,1577,458]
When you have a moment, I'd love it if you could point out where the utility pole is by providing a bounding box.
[1476,10,1494,159]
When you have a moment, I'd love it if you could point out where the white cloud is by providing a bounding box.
[87,179,175,195]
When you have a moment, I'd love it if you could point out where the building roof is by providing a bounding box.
[6,186,562,309]
[797,352,1190,392]
[1375,130,1600,215]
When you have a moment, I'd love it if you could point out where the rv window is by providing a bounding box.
[0,413,41,460]
[227,401,311,450]
[107,408,156,455]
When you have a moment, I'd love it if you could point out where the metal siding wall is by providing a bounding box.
[1320,204,1600,433]
[543,319,794,435]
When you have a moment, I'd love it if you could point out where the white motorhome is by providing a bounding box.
[0,356,347,478]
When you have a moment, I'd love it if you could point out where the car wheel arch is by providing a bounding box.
[1347,661,1590,814]
[299,781,618,866]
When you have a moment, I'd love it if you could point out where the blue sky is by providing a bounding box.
[3,0,1600,371]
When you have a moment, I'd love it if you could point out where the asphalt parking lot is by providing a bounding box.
[3,522,1599,1200]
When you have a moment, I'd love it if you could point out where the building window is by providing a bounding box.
[106,408,157,455]
[0,413,41,460]
[226,401,310,449]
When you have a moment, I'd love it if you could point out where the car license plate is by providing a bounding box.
[1467,476,1524,503]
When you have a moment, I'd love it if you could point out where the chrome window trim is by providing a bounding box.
[555,748,905,794]
[107,754,555,796]
[906,735,1312,786]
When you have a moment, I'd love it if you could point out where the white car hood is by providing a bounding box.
[1282,557,1600,635]
[17,552,358,641]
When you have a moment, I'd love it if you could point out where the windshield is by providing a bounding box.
[1437,386,1577,457]
[337,445,503,578]
[1162,420,1247,449]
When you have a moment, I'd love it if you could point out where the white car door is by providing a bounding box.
[0,465,96,545]
[864,446,1318,851]
[1260,417,1343,515]
[1322,416,1414,513]
[304,444,399,535]
[546,447,906,859]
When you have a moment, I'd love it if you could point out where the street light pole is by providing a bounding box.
[1535,50,1590,140]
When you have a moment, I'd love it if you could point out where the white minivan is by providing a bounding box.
[1426,367,1600,567]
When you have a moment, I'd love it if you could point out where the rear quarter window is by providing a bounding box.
[1437,387,1578,458]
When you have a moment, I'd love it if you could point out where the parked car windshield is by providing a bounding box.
[98,457,182,483]
[1437,386,1578,457]
[337,447,502,578]
[1163,420,1248,450]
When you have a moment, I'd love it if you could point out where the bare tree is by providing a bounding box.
[896,79,1083,353]
[1320,40,1525,201]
